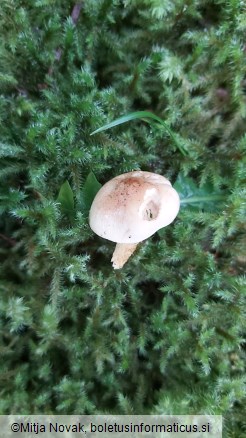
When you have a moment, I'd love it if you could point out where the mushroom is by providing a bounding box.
[89,171,180,269]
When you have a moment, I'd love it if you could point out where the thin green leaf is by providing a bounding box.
[57,181,75,219]
[174,174,227,211]
[90,111,188,156]
[81,171,102,212]
[90,111,159,134]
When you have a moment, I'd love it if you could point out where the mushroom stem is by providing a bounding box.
[111,243,138,269]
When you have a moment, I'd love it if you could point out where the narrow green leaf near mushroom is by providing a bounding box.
[57,180,75,220]
[91,111,189,156]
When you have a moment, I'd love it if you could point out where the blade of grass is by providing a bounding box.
[174,174,228,211]
[90,111,188,156]
[57,180,75,221]
[180,194,227,205]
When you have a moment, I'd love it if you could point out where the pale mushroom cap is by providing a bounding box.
[89,171,180,244]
